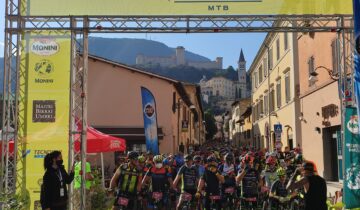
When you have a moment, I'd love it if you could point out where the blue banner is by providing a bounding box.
[355,0,360,112]
[348,1,360,207]
[141,87,159,155]
[343,107,360,208]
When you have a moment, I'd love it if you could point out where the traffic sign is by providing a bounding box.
[274,124,282,133]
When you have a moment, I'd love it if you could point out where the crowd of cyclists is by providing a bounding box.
[108,141,327,210]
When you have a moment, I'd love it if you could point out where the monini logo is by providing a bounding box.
[34,59,54,83]
[347,115,359,134]
[31,39,59,56]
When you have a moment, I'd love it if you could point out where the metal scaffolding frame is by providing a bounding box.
[1,0,355,209]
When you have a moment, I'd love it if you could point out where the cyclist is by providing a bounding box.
[142,155,174,210]
[197,156,225,210]
[193,155,205,177]
[218,153,237,208]
[109,151,143,210]
[287,162,327,210]
[173,155,199,210]
[261,156,278,189]
[284,155,295,183]
[268,168,294,209]
[236,154,262,200]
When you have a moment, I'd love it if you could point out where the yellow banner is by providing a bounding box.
[22,0,353,16]
[18,31,71,210]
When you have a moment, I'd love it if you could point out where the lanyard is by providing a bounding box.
[56,169,63,187]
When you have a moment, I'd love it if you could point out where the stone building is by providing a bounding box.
[136,46,223,69]
[199,49,248,100]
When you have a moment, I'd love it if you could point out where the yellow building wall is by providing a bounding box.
[250,26,297,151]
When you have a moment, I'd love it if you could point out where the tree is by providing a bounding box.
[204,109,217,141]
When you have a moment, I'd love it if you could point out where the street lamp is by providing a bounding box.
[309,66,339,81]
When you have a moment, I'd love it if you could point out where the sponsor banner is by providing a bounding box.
[343,107,360,208]
[22,0,352,16]
[18,31,71,210]
[141,87,159,155]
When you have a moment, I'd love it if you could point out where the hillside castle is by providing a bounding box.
[136,46,223,69]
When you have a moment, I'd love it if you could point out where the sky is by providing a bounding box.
[0,3,267,69]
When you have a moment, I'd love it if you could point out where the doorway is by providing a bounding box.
[322,125,341,181]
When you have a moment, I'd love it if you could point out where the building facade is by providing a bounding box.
[136,46,223,70]
[86,55,204,155]
[298,31,342,181]
[250,23,300,151]
[229,98,251,146]
[199,49,248,101]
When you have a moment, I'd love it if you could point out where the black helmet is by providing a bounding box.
[193,155,202,162]
[207,156,216,163]
[294,154,303,164]
[302,162,315,172]
[224,153,234,162]
[127,151,139,160]
[184,155,192,161]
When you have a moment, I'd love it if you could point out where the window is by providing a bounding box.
[285,72,291,102]
[257,103,261,120]
[253,106,257,121]
[263,58,268,77]
[255,71,258,87]
[259,66,263,83]
[269,48,273,70]
[276,80,281,108]
[182,107,187,120]
[284,32,288,51]
[308,56,316,86]
[331,39,339,75]
[270,88,275,112]
[260,98,264,116]
[276,39,280,61]
[264,93,269,115]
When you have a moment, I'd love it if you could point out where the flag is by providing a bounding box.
[140,87,159,155]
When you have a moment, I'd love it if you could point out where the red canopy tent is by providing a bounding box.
[74,126,126,187]
[0,140,14,156]
[74,126,126,153]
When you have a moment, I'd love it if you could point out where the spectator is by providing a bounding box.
[74,156,94,210]
[179,142,185,154]
[41,151,74,210]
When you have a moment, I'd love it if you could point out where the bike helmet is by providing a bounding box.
[207,156,217,163]
[276,167,286,177]
[224,153,234,163]
[184,155,193,162]
[193,155,202,162]
[294,154,303,164]
[153,155,164,163]
[138,155,146,163]
[285,153,293,161]
[302,162,315,172]
[266,156,277,165]
[243,154,254,164]
[127,151,139,160]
